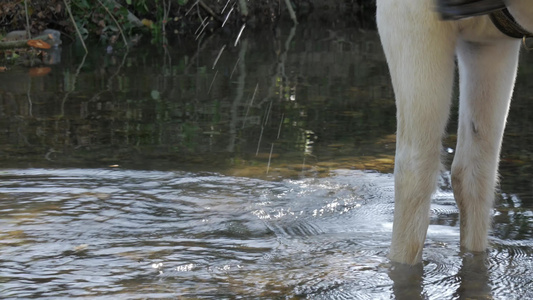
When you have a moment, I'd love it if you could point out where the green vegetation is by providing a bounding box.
[0,0,376,47]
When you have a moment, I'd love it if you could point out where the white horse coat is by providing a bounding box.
[376,0,533,265]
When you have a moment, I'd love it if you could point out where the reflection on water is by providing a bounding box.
[1,23,533,298]
[0,169,532,299]
[0,25,395,176]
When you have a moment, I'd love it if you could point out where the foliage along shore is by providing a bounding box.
[0,0,376,48]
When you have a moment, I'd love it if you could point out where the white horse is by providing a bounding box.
[377,0,533,265]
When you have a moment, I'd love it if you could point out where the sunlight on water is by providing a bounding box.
[0,168,531,298]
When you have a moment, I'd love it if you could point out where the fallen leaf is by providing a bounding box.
[27,39,51,49]
[29,67,51,77]
[0,66,7,72]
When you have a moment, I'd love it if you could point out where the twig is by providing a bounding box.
[242,82,258,129]
[185,0,199,17]
[24,0,31,39]
[207,70,218,95]
[227,39,247,153]
[222,6,234,27]
[229,56,240,79]
[96,0,129,51]
[221,0,231,14]
[199,0,223,23]
[195,17,209,40]
[277,113,284,139]
[184,33,214,73]
[212,44,226,69]
[100,0,143,27]
[194,16,208,36]
[234,24,245,46]
[256,125,264,156]
[162,0,172,38]
[89,51,129,102]
[27,76,33,117]
[284,0,298,25]
[266,143,274,174]
[63,0,88,54]
[60,52,88,117]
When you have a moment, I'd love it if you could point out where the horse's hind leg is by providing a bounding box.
[377,0,456,265]
[452,39,520,252]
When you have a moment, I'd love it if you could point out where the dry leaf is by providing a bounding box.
[27,39,51,49]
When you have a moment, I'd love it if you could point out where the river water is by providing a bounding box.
[1,23,533,299]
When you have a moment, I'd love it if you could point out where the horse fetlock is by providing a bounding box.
[451,165,494,252]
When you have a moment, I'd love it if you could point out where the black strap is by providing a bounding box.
[490,8,533,39]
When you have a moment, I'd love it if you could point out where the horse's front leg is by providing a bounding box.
[377,0,457,265]
[452,38,521,253]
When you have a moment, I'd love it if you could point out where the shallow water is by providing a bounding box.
[0,168,532,299]
[1,22,533,298]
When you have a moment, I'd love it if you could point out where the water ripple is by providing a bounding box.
[0,168,532,298]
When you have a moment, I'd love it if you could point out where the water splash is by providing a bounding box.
[0,169,531,298]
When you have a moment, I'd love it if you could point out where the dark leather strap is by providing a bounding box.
[490,8,533,39]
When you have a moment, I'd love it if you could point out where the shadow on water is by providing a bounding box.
[1,22,533,298]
